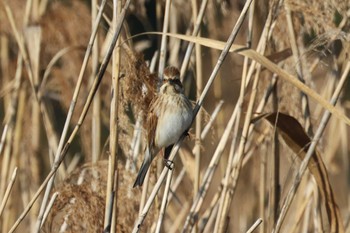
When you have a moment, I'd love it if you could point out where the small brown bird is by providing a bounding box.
[133,66,193,187]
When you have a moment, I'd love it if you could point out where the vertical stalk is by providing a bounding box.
[34,0,108,230]
[91,0,101,163]
[268,79,280,231]
[25,25,42,233]
[158,0,172,81]
[191,2,203,232]
[285,4,313,136]
[104,0,121,230]
[274,61,350,233]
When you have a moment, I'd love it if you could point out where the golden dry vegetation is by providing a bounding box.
[0,0,349,232]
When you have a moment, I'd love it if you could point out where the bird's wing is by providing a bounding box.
[147,102,158,149]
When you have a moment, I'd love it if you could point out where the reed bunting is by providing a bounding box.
[133,66,193,187]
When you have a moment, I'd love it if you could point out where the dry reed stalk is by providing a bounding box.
[155,165,173,232]
[285,4,313,136]
[203,204,219,233]
[8,1,131,231]
[104,0,122,230]
[206,0,225,138]
[167,4,180,68]
[168,202,191,233]
[269,80,280,232]
[133,2,252,225]
[214,2,275,231]
[0,115,13,207]
[242,126,270,167]
[191,1,203,222]
[91,0,101,163]
[31,0,39,21]
[40,46,82,91]
[40,192,58,228]
[286,182,314,233]
[139,156,151,214]
[274,61,350,233]
[0,36,9,106]
[158,0,172,81]
[40,99,67,178]
[110,171,119,233]
[15,85,26,216]
[213,113,240,233]
[199,185,222,231]
[126,115,142,171]
[0,6,29,207]
[8,144,67,233]
[34,0,108,229]
[3,3,37,98]
[181,1,254,231]
[66,154,81,174]
[167,168,185,203]
[0,167,17,217]
[312,183,323,232]
[200,100,224,138]
[259,140,267,233]
[188,100,224,173]
[38,0,48,16]
[216,69,262,233]
[25,26,42,232]
[0,55,22,204]
[182,105,238,232]
[179,0,208,80]
[147,32,350,125]
[213,1,255,231]
[23,0,32,25]
[246,218,263,233]
[301,194,312,232]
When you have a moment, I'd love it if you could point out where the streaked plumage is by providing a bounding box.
[133,66,193,187]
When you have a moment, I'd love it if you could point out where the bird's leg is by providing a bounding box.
[164,145,174,170]
[164,159,174,170]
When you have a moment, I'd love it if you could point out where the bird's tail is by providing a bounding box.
[133,149,152,188]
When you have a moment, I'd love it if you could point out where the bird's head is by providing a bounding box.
[160,66,184,95]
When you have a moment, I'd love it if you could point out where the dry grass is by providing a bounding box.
[0,0,349,232]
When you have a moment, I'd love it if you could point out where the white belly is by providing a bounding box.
[155,101,192,148]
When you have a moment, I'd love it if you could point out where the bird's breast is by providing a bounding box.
[154,96,192,148]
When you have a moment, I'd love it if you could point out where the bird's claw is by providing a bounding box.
[164,159,174,170]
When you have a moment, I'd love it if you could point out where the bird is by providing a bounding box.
[133,66,193,187]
